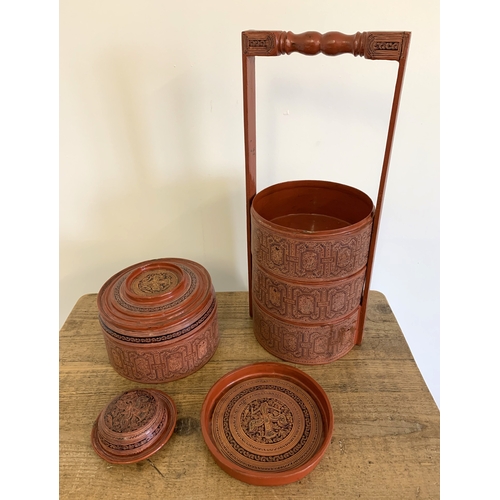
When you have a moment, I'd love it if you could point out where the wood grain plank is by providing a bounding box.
[60,291,439,499]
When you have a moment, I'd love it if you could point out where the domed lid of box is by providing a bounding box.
[97,258,215,340]
[91,388,177,464]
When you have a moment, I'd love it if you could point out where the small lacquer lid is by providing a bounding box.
[91,388,177,464]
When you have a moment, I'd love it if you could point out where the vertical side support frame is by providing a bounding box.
[355,35,410,344]
[242,53,256,317]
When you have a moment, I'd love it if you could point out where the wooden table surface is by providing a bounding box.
[60,291,439,499]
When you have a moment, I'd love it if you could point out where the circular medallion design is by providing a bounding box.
[111,265,198,313]
[131,270,179,296]
[103,390,157,433]
[240,397,293,444]
[211,377,323,473]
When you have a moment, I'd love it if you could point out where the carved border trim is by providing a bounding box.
[100,298,216,343]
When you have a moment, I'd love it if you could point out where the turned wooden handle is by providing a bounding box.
[242,30,409,61]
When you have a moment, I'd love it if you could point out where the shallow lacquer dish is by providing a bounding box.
[201,362,334,486]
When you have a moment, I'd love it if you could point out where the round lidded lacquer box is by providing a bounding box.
[97,258,219,383]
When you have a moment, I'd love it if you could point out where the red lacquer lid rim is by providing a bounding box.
[97,258,214,337]
[200,362,334,486]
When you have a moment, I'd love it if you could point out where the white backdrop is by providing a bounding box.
[60,0,439,406]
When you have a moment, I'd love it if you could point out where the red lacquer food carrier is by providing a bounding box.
[97,258,219,383]
[241,29,411,363]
